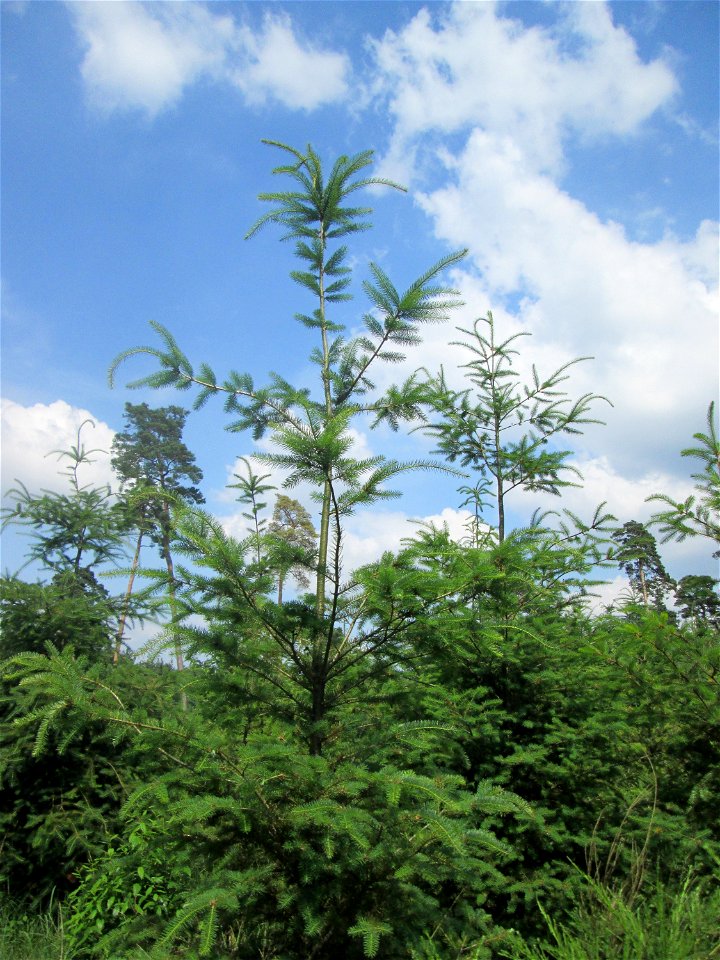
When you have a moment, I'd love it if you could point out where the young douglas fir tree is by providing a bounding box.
[5,146,544,957]
[422,312,610,542]
[109,141,466,755]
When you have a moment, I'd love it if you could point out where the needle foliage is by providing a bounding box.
[2,143,718,959]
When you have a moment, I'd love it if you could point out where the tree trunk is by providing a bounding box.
[113,529,143,664]
[496,474,505,544]
[309,677,326,756]
[162,503,187,710]
[315,481,330,617]
[639,563,649,607]
[314,240,332,620]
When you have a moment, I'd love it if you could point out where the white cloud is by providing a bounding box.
[362,2,717,489]
[67,2,349,116]
[414,133,718,476]
[361,3,717,493]
[68,1,231,116]
[340,505,472,572]
[511,454,689,526]
[586,573,630,613]
[357,3,719,582]
[1,398,116,498]
[371,2,676,180]
[507,453,717,580]
[232,14,349,110]
[559,2,678,136]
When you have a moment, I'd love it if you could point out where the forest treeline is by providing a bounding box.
[1,142,718,959]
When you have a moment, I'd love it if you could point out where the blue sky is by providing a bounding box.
[2,0,718,604]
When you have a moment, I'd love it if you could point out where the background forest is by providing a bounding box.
[1,143,719,960]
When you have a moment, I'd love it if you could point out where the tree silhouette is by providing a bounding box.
[612,520,674,609]
[111,403,204,669]
[268,494,317,604]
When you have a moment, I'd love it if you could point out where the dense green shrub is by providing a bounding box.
[2,143,718,956]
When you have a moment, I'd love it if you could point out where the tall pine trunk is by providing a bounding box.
[162,502,187,711]
[113,528,143,664]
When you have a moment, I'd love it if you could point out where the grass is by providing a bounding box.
[4,873,719,960]
[503,873,720,960]
[0,899,69,960]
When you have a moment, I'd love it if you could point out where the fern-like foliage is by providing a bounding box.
[647,402,720,551]
[348,916,393,958]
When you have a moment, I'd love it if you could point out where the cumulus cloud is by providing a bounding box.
[67,1,349,116]
[371,2,676,180]
[358,3,716,495]
[68,2,230,116]
[342,506,474,572]
[510,454,690,526]
[231,14,349,110]
[586,574,629,613]
[364,4,717,491]
[1,398,116,498]
[415,133,718,472]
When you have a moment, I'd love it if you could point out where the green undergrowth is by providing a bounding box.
[0,899,68,960]
[504,873,720,960]
[5,871,719,960]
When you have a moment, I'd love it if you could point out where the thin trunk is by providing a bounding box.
[639,563,649,607]
[312,236,333,749]
[72,532,86,574]
[496,473,505,544]
[162,503,187,711]
[309,678,325,756]
[277,571,284,606]
[489,321,506,544]
[315,233,333,619]
[494,409,505,543]
[254,512,262,565]
[315,484,331,617]
[113,529,143,664]
[164,542,183,670]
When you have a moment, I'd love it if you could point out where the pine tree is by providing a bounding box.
[4,144,548,957]
[1,420,129,648]
[267,494,317,604]
[612,521,675,609]
[0,426,147,904]
[2,420,127,582]
[110,403,204,669]
[675,574,720,627]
